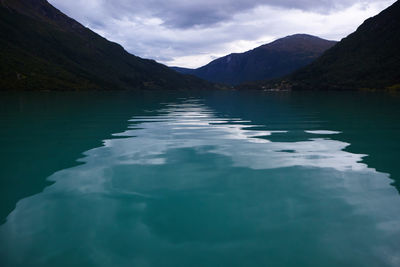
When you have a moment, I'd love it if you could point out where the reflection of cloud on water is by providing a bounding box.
[90,102,367,172]
[1,100,400,267]
[305,130,342,134]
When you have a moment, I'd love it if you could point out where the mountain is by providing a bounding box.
[172,34,336,86]
[170,67,196,75]
[0,0,211,91]
[242,1,400,91]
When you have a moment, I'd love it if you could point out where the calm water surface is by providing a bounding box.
[1,91,400,267]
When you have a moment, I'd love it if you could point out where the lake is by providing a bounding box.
[1,90,400,267]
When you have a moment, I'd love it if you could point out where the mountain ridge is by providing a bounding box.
[0,0,212,91]
[240,1,400,91]
[172,34,337,85]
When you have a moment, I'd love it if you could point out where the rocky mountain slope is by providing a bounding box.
[0,0,211,91]
[242,1,400,91]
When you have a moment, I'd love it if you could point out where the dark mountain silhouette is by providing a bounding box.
[172,34,336,85]
[241,1,400,91]
[0,0,211,91]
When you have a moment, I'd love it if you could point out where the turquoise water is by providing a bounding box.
[1,91,400,266]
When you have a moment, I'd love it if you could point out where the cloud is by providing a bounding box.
[48,0,396,68]
[50,0,389,29]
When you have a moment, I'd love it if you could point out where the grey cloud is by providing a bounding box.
[112,0,380,28]
[50,0,380,29]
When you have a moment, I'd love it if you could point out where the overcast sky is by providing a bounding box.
[49,0,396,68]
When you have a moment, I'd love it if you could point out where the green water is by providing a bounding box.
[1,91,400,267]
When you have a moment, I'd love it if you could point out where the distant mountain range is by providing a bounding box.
[241,0,400,91]
[0,0,212,91]
[172,34,336,85]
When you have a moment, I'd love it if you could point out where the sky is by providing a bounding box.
[48,0,396,68]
